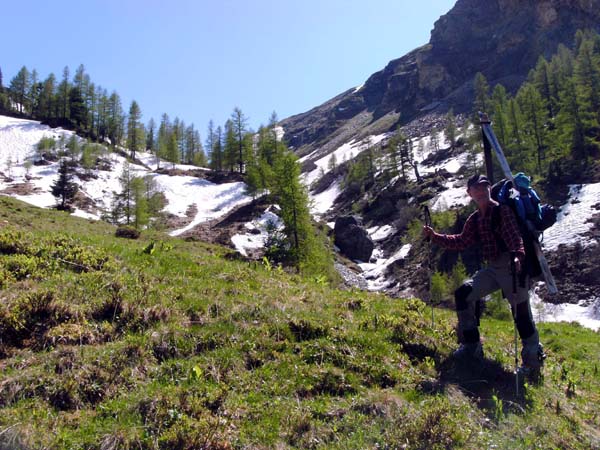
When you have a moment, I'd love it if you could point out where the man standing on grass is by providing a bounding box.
[422,174,545,380]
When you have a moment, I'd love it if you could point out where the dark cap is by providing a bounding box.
[467,174,491,190]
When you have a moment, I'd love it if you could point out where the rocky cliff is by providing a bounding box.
[281,0,600,158]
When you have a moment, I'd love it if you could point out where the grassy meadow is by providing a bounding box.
[0,196,598,449]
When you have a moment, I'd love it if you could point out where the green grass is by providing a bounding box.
[0,195,599,449]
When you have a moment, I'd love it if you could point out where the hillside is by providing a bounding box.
[0,196,599,449]
[2,110,600,330]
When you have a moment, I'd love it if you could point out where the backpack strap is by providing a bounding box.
[490,204,508,252]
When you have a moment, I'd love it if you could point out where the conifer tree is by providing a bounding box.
[146,118,156,153]
[131,176,149,230]
[272,150,334,278]
[108,92,124,147]
[9,66,31,114]
[69,85,86,129]
[444,109,458,150]
[517,83,549,173]
[70,64,88,130]
[506,98,525,165]
[531,56,556,118]
[205,120,215,164]
[231,107,249,173]
[212,126,224,171]
[96,88,110,141]
[166,132,179,167]
[86,82,97,137]
[574,38,600,129]
[114,161,134,224]
[157,113,171,169]
[126,100,144,159]
[58,66,71,121]
[473,72,490,118]
[28,69,40,118]
[491,84,510,148]
[51,158,79,211]
[144,175,166,219]
[223,120,237,172]
[556,78,587,159]
[245,129,273,198]
[327,153,337,172]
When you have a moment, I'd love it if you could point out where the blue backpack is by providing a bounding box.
[492,172,557,233]
[489,173,557,280]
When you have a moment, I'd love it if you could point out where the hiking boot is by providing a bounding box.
[518,344,546,384]
[517,365,543,384]
[521,343,546,368]
[452,342,484,363]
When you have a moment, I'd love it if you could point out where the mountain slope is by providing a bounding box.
[281,0,600,157]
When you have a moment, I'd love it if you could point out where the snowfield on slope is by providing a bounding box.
[0,115,251,235]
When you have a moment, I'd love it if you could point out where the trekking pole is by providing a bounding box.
[422,205,434,328]
[510,252,519,397]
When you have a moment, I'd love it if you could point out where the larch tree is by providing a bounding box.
[28,69,40,118]
[231,107,249,173]
[58,66,70,121]
[223,120,237,172]
[491,84,510,149]
[210,125,224,171]
[108,92,124,147]
[146,118,156,153]
[113,161,134,224]
[205,120,215,164]
[9,66,31,114]
[444,109,458,150]
[473,72,490,118]
[132,176,149,230]
[166,132,179,168]
[517,83,549,174]
[126,100,144,159]
[271,150,335,278]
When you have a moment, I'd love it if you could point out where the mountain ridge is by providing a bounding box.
[281,0,600,158]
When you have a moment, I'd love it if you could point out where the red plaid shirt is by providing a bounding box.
[431,203,525,263]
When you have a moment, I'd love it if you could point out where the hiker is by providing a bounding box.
[422,174,544,377]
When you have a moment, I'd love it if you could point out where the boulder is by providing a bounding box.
[334,216,374,262]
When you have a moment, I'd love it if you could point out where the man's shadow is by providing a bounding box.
[419,353,529,416]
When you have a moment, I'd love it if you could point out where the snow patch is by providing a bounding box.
[430,183,471,212]
[311,179,342,216]
[167,180,251,236]
[303,133,388,186]
[358,244,412,291]
[367,225,395,241]
[531,290,600,331]
[231,208,283,257]
[542,183,600,251]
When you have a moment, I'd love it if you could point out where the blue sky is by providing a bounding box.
[1,0,456,134]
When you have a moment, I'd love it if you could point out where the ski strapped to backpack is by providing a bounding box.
[480,113,558,294]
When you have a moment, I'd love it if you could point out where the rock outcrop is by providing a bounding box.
[334,216,374,262]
